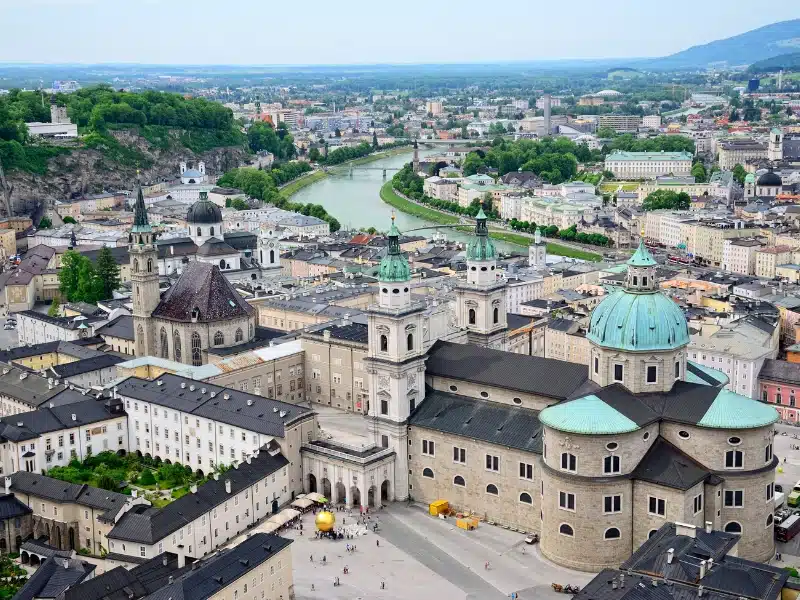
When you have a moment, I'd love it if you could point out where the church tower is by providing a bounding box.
[455,208,507,349]
[412,138,419,173]
[768,127,783,162]
[258,228,281,272]
[528,227,547,269]
[129,179,160,357]
[365,216,426,501]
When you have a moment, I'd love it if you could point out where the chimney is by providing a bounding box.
[4,477,11,494]
[162,556,168,567]
[700,559,707,579]
[675,522,696,538]
[71,414,76,421]
[323,330,331,342]
[225,480,232,494]
[619,574,625,588]
[705,521,712,534]
[168,576,174,585]
[698,586,704,598]
[113,386,118,399]
[707,558,713,571]
[667,548,674,564]
[246,455,251,464]
[132,489,138,499]
[177,546,185,569]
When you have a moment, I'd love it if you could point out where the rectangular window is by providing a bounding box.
[646,365,657,383]
[603,455,621,474]
[725,450,743,469]
[421,440,434,456]
[594,356,599,374]
[693,494,703,514]
[453,447,466,464]
[766,483,775,501]
[485,454,499,472]
[613,364,623,382]
[380,399,388,415]
[519,462,533,480]
[723,490,743,507]
[648,496,666,516]
[559,491,576,511]
[560,453,576,472]
[603,494,621,514]
[765,444,773,463]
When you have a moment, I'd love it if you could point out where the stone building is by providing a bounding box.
[405,240,778,571]
[0,493,32,553]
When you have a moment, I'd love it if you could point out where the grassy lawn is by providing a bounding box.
[380,182,459,225]
[280,170,327,198]
[599,182,640,193]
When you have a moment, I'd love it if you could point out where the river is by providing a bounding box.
[289,149,524,253]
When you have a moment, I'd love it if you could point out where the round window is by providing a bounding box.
[512,397,522,405]
[449,385,458,392]
[606,442,618,451]
[491,266,495,270]
[728,436,741,445]
[392,288,400,294]
[480,391,489,398]
[404,287,409,292]
[643,432,650,441]
[381,288,388,293]
[471,266,476,271]
[480,266,487,271]
[678,430,690,439]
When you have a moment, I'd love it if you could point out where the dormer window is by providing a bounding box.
[191,307,200,321]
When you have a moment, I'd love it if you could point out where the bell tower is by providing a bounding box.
[528,227,547,269]
[365,216,426,501]
[455,208,507,349]
[768,127,783,162]
[258,228,281,272]
[129,178,160,357]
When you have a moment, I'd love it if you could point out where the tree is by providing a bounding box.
[39,216,52,229]
[729,109,740,122]
[691,162,707,183]
[334,128,341,138]
[0,155,13,217]
[372,131,378,149]
[48,297,60,317]
[308,147,321,162]
[59,250,103,303]
[641,189,691,211]
[462,152,485,176]
[95,246,121,300]
[95,473,118,491]
[732,164,747,186]
[247,121,279,154]
[138,469,156,486]
[62,215,77,224]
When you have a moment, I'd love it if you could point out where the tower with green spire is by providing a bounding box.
[455,208,508,349]
[365,214,427,502]
[128,175,159,358]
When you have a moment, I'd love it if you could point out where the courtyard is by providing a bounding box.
[282,502,594,600]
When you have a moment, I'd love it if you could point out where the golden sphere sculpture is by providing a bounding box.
[315,510,336,532]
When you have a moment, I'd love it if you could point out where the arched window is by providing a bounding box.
[604,527,621,540]
[249,323,253,337]
[210,226,215,237]
[136,325,144,356]
[453,475,465,487]
[766,514,774,527]
[486,484,498,495]
[468,309,476,325]
[160,327,168,359]
[270,250,275,264]
[407,333,413,351]
[493,307,499,324]
[235,328,244,343]
[519,492,532,504]
[380,335,388,352]
[196,227,201,237]
[422,468,434,479]
[724,521,742,534]
[191,332,202,366]
[147,258,153,273]
[219,259,226,269]
[559,524,574,537]
[214,331,224,346]
[173,331,182,362]
[648,529,658,539]
[133,259,139,273]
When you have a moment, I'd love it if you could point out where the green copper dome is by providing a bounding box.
[697,389,778,429]
[466,208,496,261]
[627,239,657,267]
[377,218,411,282]
[587,289,689,351]
[540,394,639,435]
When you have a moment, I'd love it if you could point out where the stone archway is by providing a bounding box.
[381,479,391,503]
[321,478,332,500]
[20,551,29,564]
[29,554,40,567]
[68,527,75,551]
[351,486,361,507]
[308,474,317,494]
[196,469,204,479]
[117,449,126,457]
[55,526,62,549]
[368,486,376,508]
[335,482,346,505]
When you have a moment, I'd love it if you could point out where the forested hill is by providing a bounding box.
[0,86,249,208]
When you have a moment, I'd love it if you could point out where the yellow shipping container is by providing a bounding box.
[456,518,477,530]
[429,499,449,516]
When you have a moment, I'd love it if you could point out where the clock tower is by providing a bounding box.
[129,179,160,357]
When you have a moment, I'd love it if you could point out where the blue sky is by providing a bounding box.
[2,0,799,65]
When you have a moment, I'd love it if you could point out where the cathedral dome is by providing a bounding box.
[466,208,496,261]
[757,170,781,187]
[378,219,411,282]
[187,198,222,224]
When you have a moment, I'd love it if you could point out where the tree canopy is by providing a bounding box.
[247,120,295,160]
[59,248,121,303]
[641,189,691,211]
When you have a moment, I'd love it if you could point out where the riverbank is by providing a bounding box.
[279,170,328,198]
[478,228,603,261]
[331,146,414,168]
[379,181,460,225]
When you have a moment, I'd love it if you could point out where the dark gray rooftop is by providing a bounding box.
[410,388,543,454]
[96,315,134,341]
[759,358,800,385]
[50,354,125,378]
[13,557,95,600]
[0,493,32,519]
[0,396,124,442]
[425,340,588,400]
[632,437,718,491]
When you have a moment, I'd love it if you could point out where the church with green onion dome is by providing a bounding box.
[534,237,779,571]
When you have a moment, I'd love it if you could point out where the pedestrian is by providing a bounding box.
[485,561,490,570]
[311,584,315,591]
[323,555,327,565]
[310,554,313,562]
[376,539,380,547]
[381,581,385,590]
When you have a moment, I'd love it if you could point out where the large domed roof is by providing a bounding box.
[757,170,782,187]
[377,218,410,282]
[187,198,222,224]
[587,290,689,351]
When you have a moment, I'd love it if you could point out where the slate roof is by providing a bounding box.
[152,262,253,323]
[115,374,312,436]
[759,358,800,385]
[506,313,536,331]
[0,341,103,363]
[142,534,292,600]
[0,365,70,408]
[50,354,125,378]
[195,238,237,257]
[10,472,131,521]
[0,493,32,518]
[0,396,124,442]
[425,340,588,400]
[410,388,543,454]
[108,449,288,544]
[96,315,134,341]
[304,320,369,344]
[205,326,287,357]
[632,437,718,490]
[13,557,95,600]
